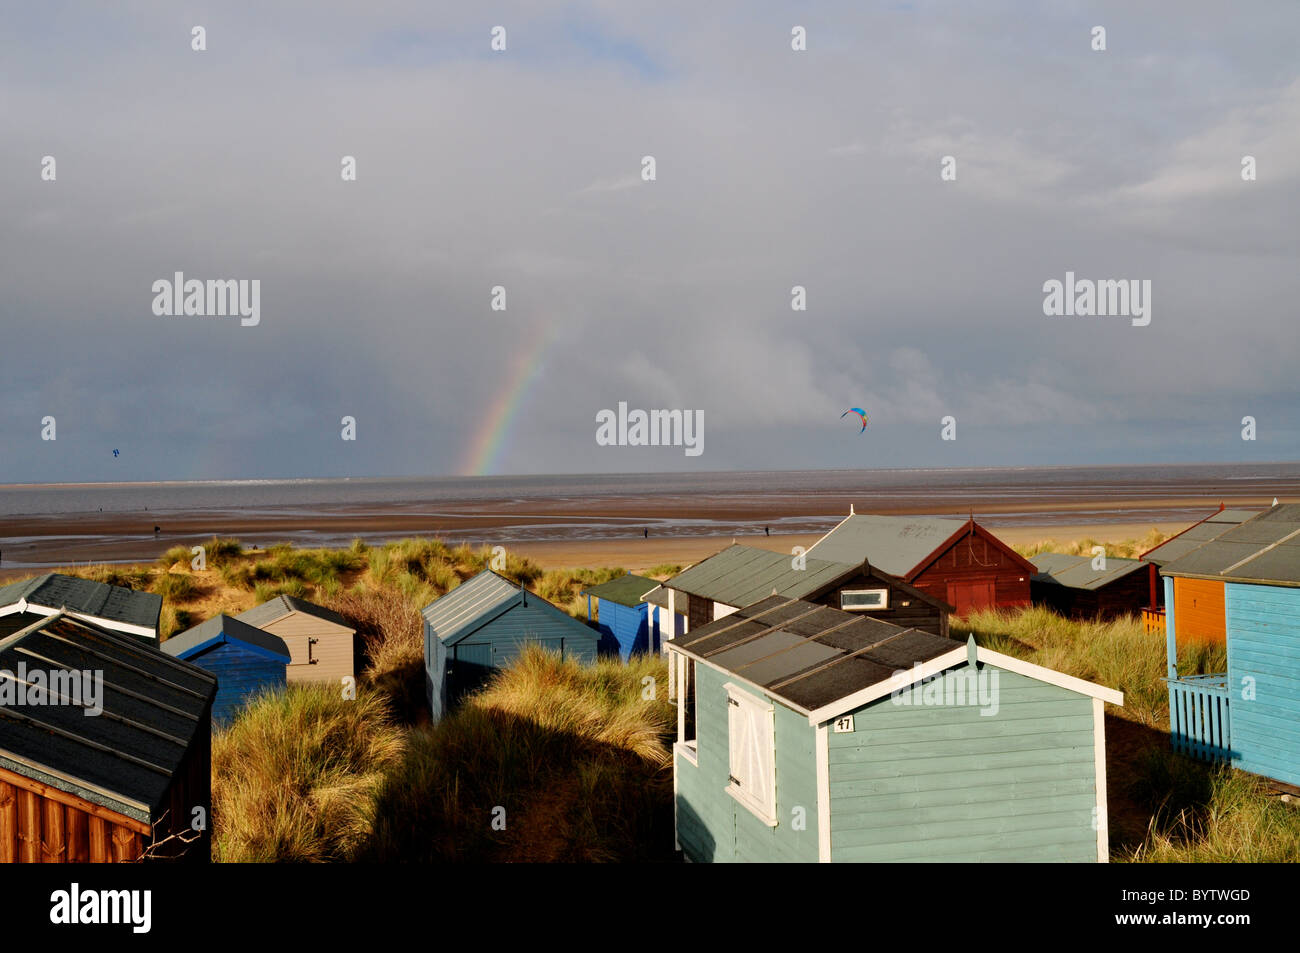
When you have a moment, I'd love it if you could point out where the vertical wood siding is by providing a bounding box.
[1174,578,1226,647]
[911,528,1031,613]
[1226,583,1300,787]
[828,667,1098,862]
[0,775,148,863]
[186,641,287,724]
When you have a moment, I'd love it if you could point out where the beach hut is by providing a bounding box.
[1161,503,1300,788]
[0,612,216,862]
[0,572,162,643]
[668,596,1122,863]
[162,615,292,724]
[664,544,950,637]
[582,573,659,660]
[235,595,357,687]
[422,569,600,720]
[1140,507,1257,644]
[807,510,1035,615]
[1029,553,1152,621]
[641,585,685,649]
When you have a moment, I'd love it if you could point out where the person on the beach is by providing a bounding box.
[643,528,648,539]
[765,526,769,536]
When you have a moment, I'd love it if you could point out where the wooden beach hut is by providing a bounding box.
[235,595,357,687]
[0,612,216,862]
[1140,507,1257,645]
[806,510,1035,615]
[1029,553,1151,621]
[162,614,292,725]
[0,572,162,643]
[582,573,659,660]
[1161,503,1300,788]
[640,584,685,649]
[422,569,599,721]
[668,596,1122,862]
[663,544,950,637]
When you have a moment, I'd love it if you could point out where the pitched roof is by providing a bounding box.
[640,585,671,609]
[163,614,291,664]
[667,595,956,714]
[1141,508,1258,565]
[665,545,861,607]
[1030,552,1148,590]
[0,573,162,632]
[421,569,595,647]
[235,594,352,630]
[1161,504,1300,586]
[581,573,658,608]
[0,613,216,823]
[805,514,975,576]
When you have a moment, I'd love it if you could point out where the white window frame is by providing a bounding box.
[724,683,777,826]
[675,656,698,765]
[840,588,889,611]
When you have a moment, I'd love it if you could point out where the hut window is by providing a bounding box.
[724,684,777,826]
[841,589,889,611]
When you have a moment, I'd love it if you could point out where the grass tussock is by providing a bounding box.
[1122,748,1300,862]
[1015,528,1171,561]
[960,606,1172,726]
[321,587,425,722]
[363,646,675,862]
[212,685,406,862]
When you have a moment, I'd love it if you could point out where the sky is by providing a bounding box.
[3,1,1297,482]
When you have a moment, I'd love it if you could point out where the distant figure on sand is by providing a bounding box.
[154,525,160,536]
[765,526,769,536]
[643,528,648,539]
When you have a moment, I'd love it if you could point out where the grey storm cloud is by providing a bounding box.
[1,1,1296,481]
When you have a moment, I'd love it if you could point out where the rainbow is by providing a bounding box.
[459,324,559,476]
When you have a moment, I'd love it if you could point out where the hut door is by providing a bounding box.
[947,579,995,616]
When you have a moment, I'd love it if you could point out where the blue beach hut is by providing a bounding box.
[582,573,659,660]
[162,614,292,725]
[1161,503,1300,787]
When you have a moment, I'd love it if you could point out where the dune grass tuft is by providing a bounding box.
[362,646,675,862]
[211,685,406,862]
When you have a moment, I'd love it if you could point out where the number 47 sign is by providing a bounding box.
[833,715,854,733]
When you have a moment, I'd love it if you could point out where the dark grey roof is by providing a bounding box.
[1030,552,1148,590]
[0,613,216,823]
[581,574,658,608]
[0,573,161,632]
[163,614,291,663]
[807,514,972,575]
[669,595,956,714]
[1161,504,1300,585]
[1142,509,1258,566]
[235,594,352,630]
[665,545,861,607]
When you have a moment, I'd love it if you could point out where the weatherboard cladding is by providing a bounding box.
[0,573,162,630]
[665,545,856,607]
[0,614,216,823]
[672,595,955,714]
[827,668,1098,862]
[1225,582,1300,787]
[1030,552,1148,590]
[163,615,291,724]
